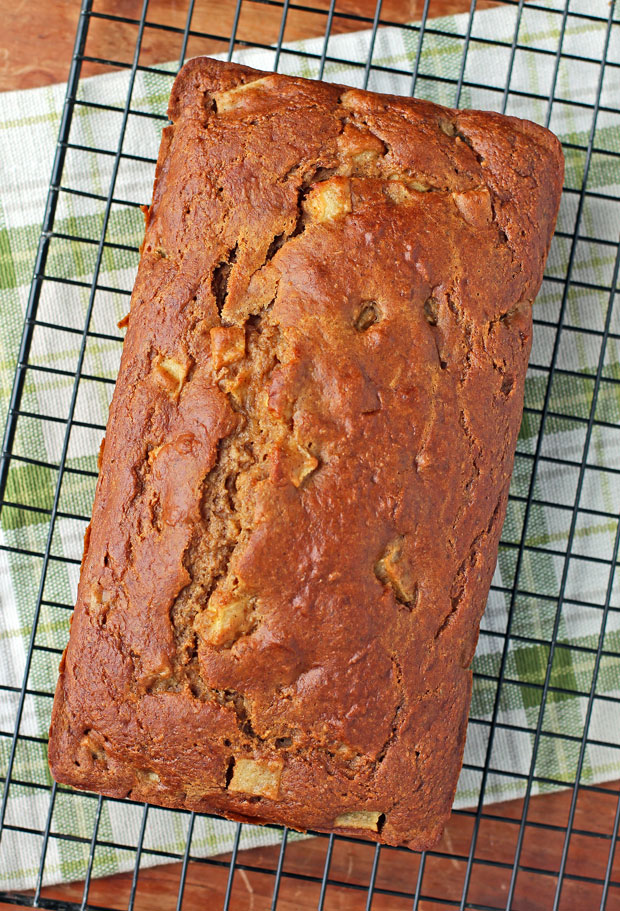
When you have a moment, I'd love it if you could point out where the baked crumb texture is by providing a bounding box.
[49,58,563,849]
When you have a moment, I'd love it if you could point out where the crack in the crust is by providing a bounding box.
[211,244,238,315]
[280,110,466,206]
[224,755,236,787]
[500,373,515,396]
[489,298,531,340]
[458,408,481,492]
[291,184,312,238]
[490,195,509,245]
[435,493,504,640]
[279,110,347,185]
[375,655,405,766]
[155,230,300,714]
[355,119,391,158]
[452,120,529,295]
[444,291,481,494]
[214,688,257,738]
[431,332,447,371]
[264,164,343,258]
[437,281,522,643]
[486,299,531,397]
[265,232,286,261]
[453,123,484,167]
[446,292,475,366]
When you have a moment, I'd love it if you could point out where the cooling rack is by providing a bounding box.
[0,0,619,908]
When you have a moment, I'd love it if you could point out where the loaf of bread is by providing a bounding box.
[49,57,563,849]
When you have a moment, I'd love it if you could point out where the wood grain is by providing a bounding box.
[1,0,502,93]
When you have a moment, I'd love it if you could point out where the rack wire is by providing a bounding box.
[0,0,619,908]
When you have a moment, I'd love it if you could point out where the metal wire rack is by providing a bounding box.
[1,0,619,908]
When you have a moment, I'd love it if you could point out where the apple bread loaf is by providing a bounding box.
[49,57,563,849]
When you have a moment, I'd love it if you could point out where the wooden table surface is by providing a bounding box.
[1,0,505,92]
[2,1,618,909]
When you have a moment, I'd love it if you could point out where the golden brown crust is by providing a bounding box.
[49,58,563,849]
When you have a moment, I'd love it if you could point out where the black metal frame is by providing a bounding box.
[1,0,619,908]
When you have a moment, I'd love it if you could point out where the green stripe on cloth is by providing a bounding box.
[1,0,619,892]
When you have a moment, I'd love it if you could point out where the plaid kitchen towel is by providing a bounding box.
[1,0,620,892]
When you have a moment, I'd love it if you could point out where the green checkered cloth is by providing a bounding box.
[1,0,619,892]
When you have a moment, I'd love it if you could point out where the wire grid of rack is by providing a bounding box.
[1,0,620,908]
